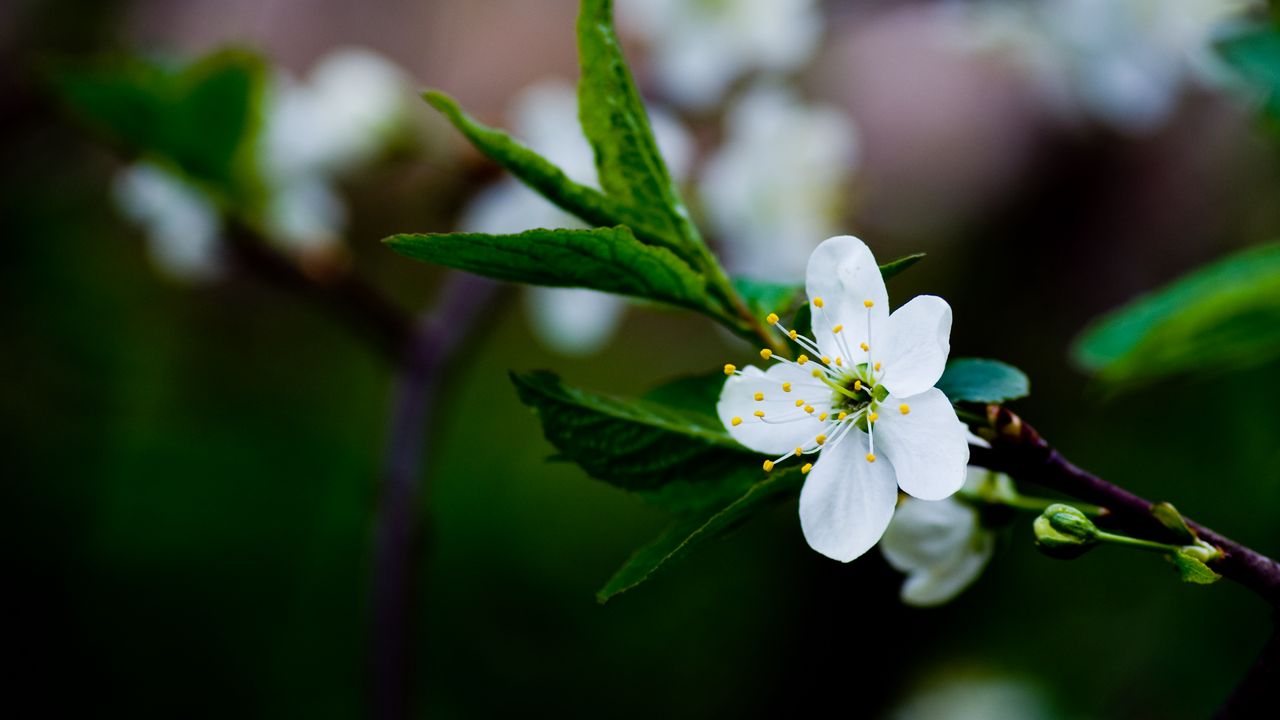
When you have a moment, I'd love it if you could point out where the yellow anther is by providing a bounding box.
[805,405,815,414]
[795,446,804,456]
[763,459,775,472]
[797,355,809,365]
[754,410,766,418]
[795,399,805,407]
[753,392,764,401]
[811,369,822,378]
[899,403,911,415]
[854,380,863,392]
[813,297,824,308]
[832,324,844,334]
[760,348,773,360]
[859,342,869,352]
[836,357,844,366]
[863,299,874,308]
[801,463,813,474]
[782,382,792,392]
[866,453,876,463]
[816,434,827,445]
[821,356,831,364]
[724,364,736,376]
[789,329,798,340]
[766,312,779,325]
[868,412,879,422]
[818,413,828,421]
[837,411,848,421]
[874,362,882,371]
[731,417,743,427]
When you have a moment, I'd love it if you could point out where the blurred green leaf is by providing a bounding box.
[879,252,926,282]
[732,278,804,324]
[511,370,767,511]
[1167,551,1222,585]
[597,468,804,603]
[1072,243,1280,389]
[55,48,265,205]
[385,227,717,314]
[576,0,700,259]
[423,91,673,245]
[936,358,1030,404]
[1218,25,1280,121]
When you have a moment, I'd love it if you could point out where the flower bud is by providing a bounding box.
[1034,504,1099,559]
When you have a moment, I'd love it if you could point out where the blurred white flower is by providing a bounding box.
[113,48,410,280]
[260,47,411,252]
[880,467,999,607]
[459,79,693,355]
[887,673,1056,720]
[962,0,1255,132]
[699,85,858,283]
[112,163,224,281]
[617,0,823,109]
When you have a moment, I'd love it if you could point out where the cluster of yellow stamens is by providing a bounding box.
[726,295,894,474]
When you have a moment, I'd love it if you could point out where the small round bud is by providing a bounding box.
[1034,504,1099,559]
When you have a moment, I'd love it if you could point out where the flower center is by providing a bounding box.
[725,299,889,471]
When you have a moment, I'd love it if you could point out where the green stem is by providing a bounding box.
[1095,530,1183,554]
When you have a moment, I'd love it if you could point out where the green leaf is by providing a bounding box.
[1167,551,1223,585]
[511,371,767,511]
[732,278,804,324]
[936,358,1030,404]
[384,227,714,313]
[1218,26,1280,122]
[597,468,804,602]
[422,91,672,245]
[576,0,699,257]
[55,49,266,205]
[1151,502,1196,543]
[1072,243,1280,389]
[879,252,927,282]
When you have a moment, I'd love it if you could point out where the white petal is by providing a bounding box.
[880,494,978,572]
[876,388,969,501]
[900,528,994,607]
[525,287,626,356]
[880,295,952,398]
[804,235,889,362]
[798,429,898,562]
[716,365,831,455]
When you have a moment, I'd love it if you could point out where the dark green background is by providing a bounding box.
[6,1,1280,717]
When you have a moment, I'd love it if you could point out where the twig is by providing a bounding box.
[968,407,1280,604]
[368,272,497,720]
[967,407,1280,719]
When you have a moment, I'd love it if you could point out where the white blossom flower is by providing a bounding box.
[112,162,224,281]
[460,79,693,355]
[716,235,968,561]
[961,0,1255,132]
[881,467,1000,607]
[699,85,858,282]
[617,0,823,109]
[260,47,410,251]
[113,48,410,279]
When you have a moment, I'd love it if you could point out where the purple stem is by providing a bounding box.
[369,272,496,720]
